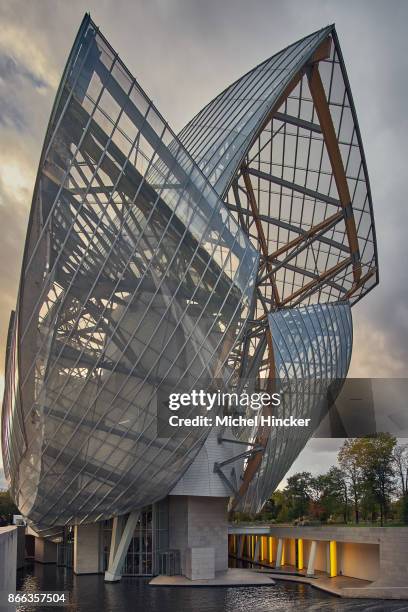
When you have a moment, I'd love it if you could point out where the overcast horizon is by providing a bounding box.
[0,0,407,490]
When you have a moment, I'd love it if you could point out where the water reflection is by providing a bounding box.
[15,563,408,612]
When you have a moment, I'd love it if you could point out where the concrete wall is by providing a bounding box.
[230,525,408,596]
[34,537,57,564]
[169,495,229,576]
[0,526,17,594]
[73,523,102,574]
[16,526,25,569]
[339,542,379,581]
[169,429,245,497]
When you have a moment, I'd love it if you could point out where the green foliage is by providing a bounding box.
[0,490,19,520]
[256,436,406,527]
[338,434,396,525]
[284,471,313,520]
[401,493,408,524]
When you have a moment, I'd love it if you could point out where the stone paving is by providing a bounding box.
[150,568,276,587]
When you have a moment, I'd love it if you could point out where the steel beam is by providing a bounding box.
[273,111,322,133]
[245,167,341,207]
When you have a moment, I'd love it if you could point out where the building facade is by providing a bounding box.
[2,15,378,579]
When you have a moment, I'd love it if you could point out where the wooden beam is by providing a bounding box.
[242,168,280,306]
[258,36,333,135]
[342,267,377,300]
[310,35,332,63]
[268,211,343,260]
[280,256,352,307]
[307,63,361,283]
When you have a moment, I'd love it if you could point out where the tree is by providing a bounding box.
[269,490,290,523]
[392,443,408,496]
[284,472,313,520]
[338,439,366,523]
[360,434,396,526]
[0,490,19,523]
[325,466,349,523]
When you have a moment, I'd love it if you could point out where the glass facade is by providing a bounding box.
[179,28,378,308]
[2,15,378,535]
[1,16,258,534]
[233,302,353,513]
[103,501,168,576]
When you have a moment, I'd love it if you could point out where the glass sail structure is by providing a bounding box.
[2,15,378,533]
[1,16,258,532]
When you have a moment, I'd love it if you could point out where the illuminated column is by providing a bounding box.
[268,537,273,564]
[291,538,296,566]
[297,539,304,570]
[275,538,283,568]
[281,539,285,566]
[329,541,337,577]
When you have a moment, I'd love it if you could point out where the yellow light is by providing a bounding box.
[268,537,273,563]
[281,539,285,566]
[329,540,337,577]
[297,539,304,570]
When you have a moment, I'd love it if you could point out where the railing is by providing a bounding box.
[158,550,180,576]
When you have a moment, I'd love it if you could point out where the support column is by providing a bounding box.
[168,496,228,576]
[73,523,102,574]
[307,540,317,576]
[268,536,273,564]
[254,536,260,562]
[108,515,126,570]
[275,538,283,568]
[35,537,57,564]
[297,538,304,570]
[105,511,139,582]
[329,540,337,577]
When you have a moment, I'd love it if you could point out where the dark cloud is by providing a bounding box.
[0,54,48,89]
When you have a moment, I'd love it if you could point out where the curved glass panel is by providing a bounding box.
[234,301,352,513]
[179,27,378,306]
[1,16,258,532]
[178,27,332,198]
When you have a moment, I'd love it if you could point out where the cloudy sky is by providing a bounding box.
[0,0,407,488]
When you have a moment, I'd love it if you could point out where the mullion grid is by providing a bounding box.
[23,81,258,524]
[180,35,309,162]
[181,31,331,189]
